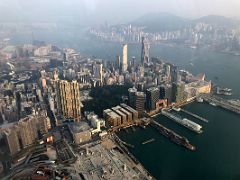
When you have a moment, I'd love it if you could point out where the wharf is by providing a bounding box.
[161,110,202,133]
[201,94,240,114]
[180,109,208,123]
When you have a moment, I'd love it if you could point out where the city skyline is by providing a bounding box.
[1,0,240,25]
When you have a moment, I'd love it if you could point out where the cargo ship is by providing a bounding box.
[150,120,196,151]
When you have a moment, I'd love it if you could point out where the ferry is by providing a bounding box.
[216,87,233,96]
[222,88,232,92]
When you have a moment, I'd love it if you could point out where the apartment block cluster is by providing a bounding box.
[0,81,47,124]
[89,23,240,53]
[103,104,138,127]
[0,111,50,156]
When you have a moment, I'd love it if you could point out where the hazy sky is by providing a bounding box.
[0,0,240,24]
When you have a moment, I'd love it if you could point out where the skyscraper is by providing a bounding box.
[128,56,136,73]
[141,37,150,65]
[146,87,159,111]
[128,88,145,117]
[171,65,181,83]
[128,87,137,108]
[56,80,81,121]
[115,55,121,70]
[172,82,186,104]
[92,62,103,84]
[135,92,145,117]
[159,84,173,105]
[122,44,128,72]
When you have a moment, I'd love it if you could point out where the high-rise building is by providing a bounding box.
[129,56,136,71]
[141,37,150,65]
[18,117,38,148]
[53,68,59,81]
[128,87,137,108]
[3,126,21,156]
[122,44,128,72]
[172,82,186,104]
[159,84,173,105]
[146,87,159,111]
[56,80,81,121]
[171,65,181,83]
[92,62,103,84]
[128,88,145,117]
[115,55,121,70]
[135,92,145,117]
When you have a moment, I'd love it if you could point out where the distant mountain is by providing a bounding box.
[132,12,190,32]
[194,15,240,27]
[132,13,240,32]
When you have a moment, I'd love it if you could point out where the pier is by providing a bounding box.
[161,110,202,133]
[116,136,134,148]
[201,94,240,114]
[180,109,209,123]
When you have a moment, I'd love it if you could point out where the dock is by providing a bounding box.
[201,94,240,114]
[180,109,208,123]
[117,137,134,148]
[161,110,202,133]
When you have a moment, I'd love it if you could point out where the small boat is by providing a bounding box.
[209,102,217,106]
[142,138,155,145]
[196,98,203,103]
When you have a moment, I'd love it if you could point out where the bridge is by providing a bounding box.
[200,94,240,114]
